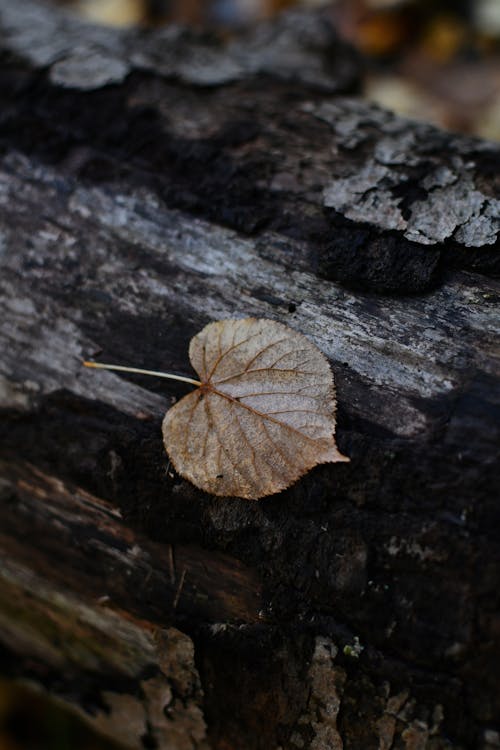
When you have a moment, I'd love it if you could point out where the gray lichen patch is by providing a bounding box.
[405,178,490,245]
[134,9,357,90]
[298,662,452,750]
[455,200,500,246]
[291,637,345,750]
[324,155,499,248]
[323,161,408,232]
[0,0,357,92]
[0,0,72,67]
[50,47,129,89]
[303,98,400,150]
[129,29,245,87]
[312,99,500,249]
[0,0,128,71]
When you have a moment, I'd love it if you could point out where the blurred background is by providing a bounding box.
[57,0,500,140]
[1,1,499,749]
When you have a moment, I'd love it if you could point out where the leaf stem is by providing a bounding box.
[82,361,201,387]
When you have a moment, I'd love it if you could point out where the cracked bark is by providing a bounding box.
[0,1,499,749]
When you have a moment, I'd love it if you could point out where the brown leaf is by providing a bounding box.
[162,318,348,500]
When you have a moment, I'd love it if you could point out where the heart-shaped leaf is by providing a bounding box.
[84,318,348,499]
[162,318,348,499]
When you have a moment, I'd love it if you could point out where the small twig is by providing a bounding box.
[173,567,187,609]
[168,544,176,585]
[144,565,153,586]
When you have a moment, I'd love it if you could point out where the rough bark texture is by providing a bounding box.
[0,1,499,749]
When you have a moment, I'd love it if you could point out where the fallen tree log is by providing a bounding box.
[0,1,499,749]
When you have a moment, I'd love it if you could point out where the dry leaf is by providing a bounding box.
[84,318,348,500]
[162,318,348,499]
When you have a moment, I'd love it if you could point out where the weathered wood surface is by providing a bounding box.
[0,1,499,749]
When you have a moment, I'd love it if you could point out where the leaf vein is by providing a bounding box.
[261,421,296,472]
[231,402,289,483]
[239,336,289,373]
[210,387,329,445]
[267,348,313,369]
[205,395,255,490]
[205,330,263,381]
[214,367,319,385]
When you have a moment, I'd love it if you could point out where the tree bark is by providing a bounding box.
[0,1,499,749]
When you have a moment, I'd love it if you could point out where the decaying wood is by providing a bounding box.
[0,0,499,749]
[0,461,263,623]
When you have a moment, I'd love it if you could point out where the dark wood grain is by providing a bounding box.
[0,1,499,749]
